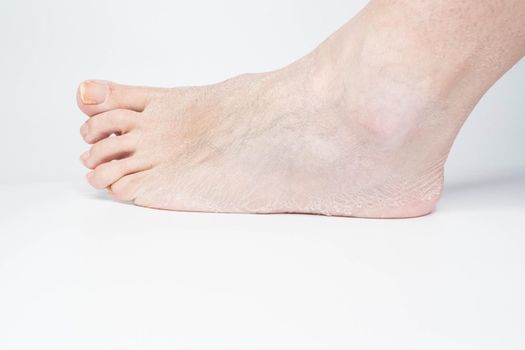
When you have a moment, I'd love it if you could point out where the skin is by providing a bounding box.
[77,0,525,218]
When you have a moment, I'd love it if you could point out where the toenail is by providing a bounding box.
[80,151,90,162]
[79,80,109,105]
[80,123,89,137]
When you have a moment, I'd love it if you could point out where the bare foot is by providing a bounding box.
[77,3,512,218]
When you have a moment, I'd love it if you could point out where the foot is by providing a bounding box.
[76,9,484,218]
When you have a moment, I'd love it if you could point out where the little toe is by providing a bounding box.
[86,157,153,190]
[81,109,140,144]
[108,171,149,202]
[77,80,163,116]
[81,134,136,169]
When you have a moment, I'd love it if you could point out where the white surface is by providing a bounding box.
[1,179,524,350]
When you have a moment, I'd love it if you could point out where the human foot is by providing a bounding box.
[79,3,516,218]
[76,61,449,219]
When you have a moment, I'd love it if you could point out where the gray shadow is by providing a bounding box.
[440,171,525,210]
[85,188,135,207]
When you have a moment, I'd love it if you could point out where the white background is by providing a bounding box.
[1,1,524,349]
[0,0,524,185]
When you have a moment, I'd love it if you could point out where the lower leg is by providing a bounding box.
[314,0,525,147]
[76,0,525,217]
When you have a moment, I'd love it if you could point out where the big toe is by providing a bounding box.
[76,80,160,116]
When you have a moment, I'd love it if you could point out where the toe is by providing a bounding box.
[77,80,163,116]
[81,109,140,144]
[108,171,149,202]
[86,157,152,190]
[81,134,136,169]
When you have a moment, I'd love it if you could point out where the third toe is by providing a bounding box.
[82,134,137,169]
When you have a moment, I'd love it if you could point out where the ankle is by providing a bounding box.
[304,9,475,150]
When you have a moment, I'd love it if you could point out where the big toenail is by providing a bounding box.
[80,80,108,105]
[80,123,89,137]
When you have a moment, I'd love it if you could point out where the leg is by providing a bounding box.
[76,0,525,218]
